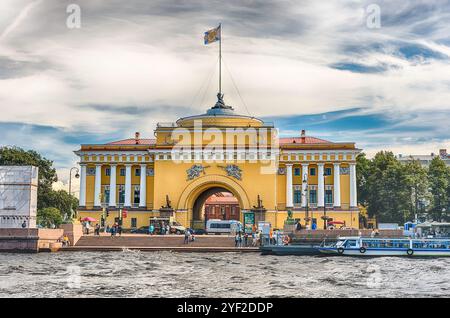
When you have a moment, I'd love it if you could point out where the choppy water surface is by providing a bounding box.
[0,251,449,297]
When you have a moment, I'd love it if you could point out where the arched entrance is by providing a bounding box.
[192,187,240,229]
[177,174,251,229]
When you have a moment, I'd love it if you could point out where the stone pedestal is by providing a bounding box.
[60,223,83,246]
[251,208,267,224]
[159,208,174,219]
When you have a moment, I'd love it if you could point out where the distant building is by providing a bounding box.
[397,149,450,166]
[0,166,38,228]
[204,192,240,221]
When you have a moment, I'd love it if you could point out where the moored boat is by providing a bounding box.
[319,236,450,257]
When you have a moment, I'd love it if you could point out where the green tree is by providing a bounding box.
[37,207,63,228]
[0,146,78,225]
[365,151,410,223]
[356,153,371,206]
[0,146,57,210]
[46,190,79,220]
[403,159,429,221]
[428,157,450,221]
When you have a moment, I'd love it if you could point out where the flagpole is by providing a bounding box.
[219,23,222,95]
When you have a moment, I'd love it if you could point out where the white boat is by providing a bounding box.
[319,236,450,257]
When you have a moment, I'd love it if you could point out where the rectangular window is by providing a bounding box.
[133,185,140,205]
[325,189,333,205]
[118,185,125,204]
[131,218,137,228]
[310,168,316,176]
[103,185,110,204]
[325,167,332,176]
[294,168,301,176]
[135,168,141,177]
[309,189,317,204]
[120,168,125,176]
[294,189,302,204]
[105,168,111,176]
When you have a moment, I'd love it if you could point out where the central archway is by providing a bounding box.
[177,174,251,229]
[192,187,240,229]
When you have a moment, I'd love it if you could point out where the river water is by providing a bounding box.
[0,251,449,298]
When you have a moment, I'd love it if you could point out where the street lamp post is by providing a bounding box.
[68,167,80,219]
[69,167,80,196]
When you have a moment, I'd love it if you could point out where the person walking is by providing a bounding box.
[235,233,239,247]
[244,233,248,247]
[117,224,122,236]
[85,221,90,235]
[184,230,190,244]
[238,232,243,248]
[149,224,154,235]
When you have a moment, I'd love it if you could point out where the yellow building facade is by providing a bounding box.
[75,94,361,230]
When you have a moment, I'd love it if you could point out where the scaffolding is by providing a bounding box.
[0,166,38,228]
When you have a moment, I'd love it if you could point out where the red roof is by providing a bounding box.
[206,194,239,204]
[279,136,331,144]
[107,138,156,145]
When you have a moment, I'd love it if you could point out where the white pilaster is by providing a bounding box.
[318,163,325,208]
[79,164,86,206]
[109,164,117,207]
[286,164,293,208]
[94,164,102,207]
[139,164,147,208]
[350,163,357,208]
[301,164,309,207]
[124,164,132,207]
[333,163,341,207]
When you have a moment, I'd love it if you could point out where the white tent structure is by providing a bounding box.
[0,166,38,228]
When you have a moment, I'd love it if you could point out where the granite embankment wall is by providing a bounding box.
[0,228,63,252]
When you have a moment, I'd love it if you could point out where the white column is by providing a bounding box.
[285,164,293,208]
[350,163,357,208]
[109,164,116,207]
[139,164,147,208]
[333,163,341,207]
[318,163,324,208]
[124,164,132,207]
[94,164,102,207]
[301,164,309,207]
[79,164,86,206]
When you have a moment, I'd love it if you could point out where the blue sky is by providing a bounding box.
[1,0,450,191]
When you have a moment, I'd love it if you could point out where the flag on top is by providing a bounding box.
[204,25,221,45]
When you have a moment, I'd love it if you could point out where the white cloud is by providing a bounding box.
[0,0,449,183]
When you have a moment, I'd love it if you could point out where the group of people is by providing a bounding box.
[233,230,284,247]
[106,223,123,236]
[157,223,172,235]
[234,232,250,247]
